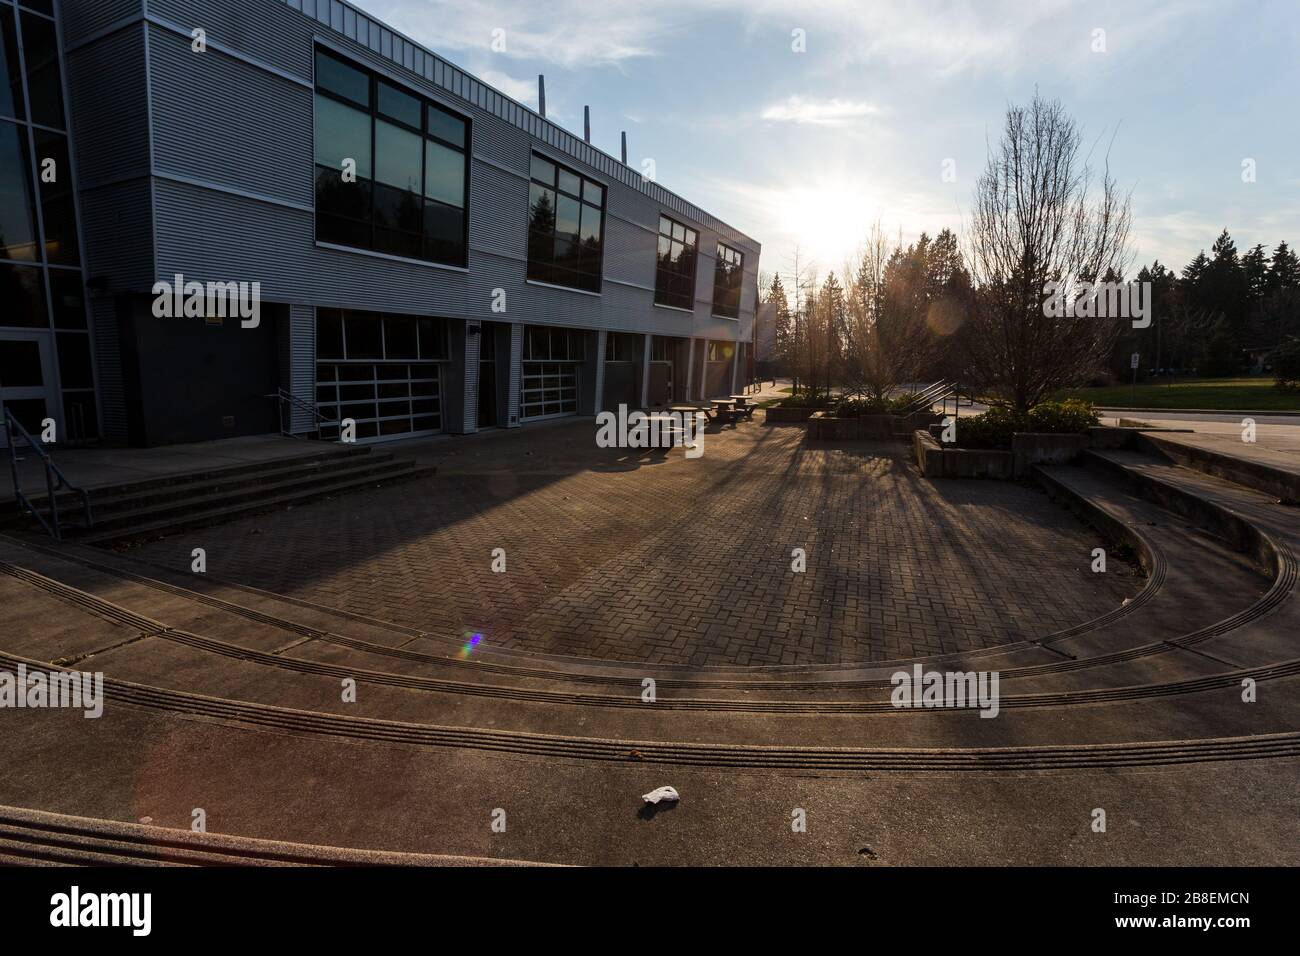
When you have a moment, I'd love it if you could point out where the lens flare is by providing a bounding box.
[457,631,485,659]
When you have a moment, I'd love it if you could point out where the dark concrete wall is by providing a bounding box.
[117,296,282,446]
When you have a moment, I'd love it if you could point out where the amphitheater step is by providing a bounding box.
[1135,430,1300,502]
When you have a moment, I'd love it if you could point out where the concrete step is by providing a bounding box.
[74,455,409,533]
[0,445,378,519]
[80,462,436,547]
[1136,431,1300,502]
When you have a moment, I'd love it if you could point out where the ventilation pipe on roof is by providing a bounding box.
[538,74,546,118]
[583,105,591,143]
[621,131,628,164]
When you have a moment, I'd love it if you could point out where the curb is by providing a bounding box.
[1098,406,1300,417]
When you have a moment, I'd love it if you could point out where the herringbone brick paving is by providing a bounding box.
[127,419,1138,665]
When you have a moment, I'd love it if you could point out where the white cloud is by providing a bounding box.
[760,96,881,126]
[356,0,674,69]
[472,68,540,108]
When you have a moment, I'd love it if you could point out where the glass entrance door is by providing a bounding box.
[0,331,58,448]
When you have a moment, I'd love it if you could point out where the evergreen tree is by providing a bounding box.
[1269,241,1300,291]
[1242,244,1269,303]
[1182,250,1210,285]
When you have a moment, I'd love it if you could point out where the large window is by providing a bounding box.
[521,325,585,419]
[604,332,638,362]
[315,308,448,439]
[527,152,604,293]
[0,3,94,440]
[713,242,744,318]
[314,47,469,267]
[654,214,697,310]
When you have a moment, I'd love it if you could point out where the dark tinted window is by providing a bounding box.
[377,81,420,128]
[33,131,79,265]
[316,308,344,359]
[712,242,744,318]
[315,49,369,107]
[526,153,603,293]
[56,331,93,388]
[383,315,418,358]
[0,261,45,327]
[654,215,698,310]
[0,121,38,261]
[344,312,383,359]
[427,104,466,148]
[19,12,62,128]
[48,269,86,328]
[0,338,42,386]
[0,9,23,121]
[314,46,468,266]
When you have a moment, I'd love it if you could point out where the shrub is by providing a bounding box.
[1271,338,1300,391]
[778,390,834,409]
[1026,398,1100,434]
[833,396,915,417]
[953,400,1097,449]
[952,406,1025,448]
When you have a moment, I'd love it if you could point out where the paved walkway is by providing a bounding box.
[124,418,1136,666]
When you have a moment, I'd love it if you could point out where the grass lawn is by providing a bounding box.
[1055,377,1300,411]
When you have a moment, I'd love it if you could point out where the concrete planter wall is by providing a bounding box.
[809,411,944,440]
[915,430,1089,479]
[1011,432,1090,476]
[763,406,820,424]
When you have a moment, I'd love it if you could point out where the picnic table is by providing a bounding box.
[645,413,696,455]
[708,398,743,426]
[728,395,757,419]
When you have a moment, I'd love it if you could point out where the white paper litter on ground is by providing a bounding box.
[641,786,680,804]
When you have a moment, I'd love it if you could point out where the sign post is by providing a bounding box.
[1130,352,1140,407]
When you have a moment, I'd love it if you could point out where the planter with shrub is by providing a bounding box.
[915,399,1100,478]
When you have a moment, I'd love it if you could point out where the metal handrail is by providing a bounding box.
[271,388,339,440]
[3,406,93,540]
[900,380,956,415]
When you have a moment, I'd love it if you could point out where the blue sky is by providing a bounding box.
[356,0,1300,285]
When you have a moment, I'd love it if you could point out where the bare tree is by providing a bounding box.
[966,93,1132,410]
[782,246,817,396]
[841,224,943,403]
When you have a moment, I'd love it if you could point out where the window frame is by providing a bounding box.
[654,213,699,311]
[525,150,606,294]
[312,44,471,269]
[712,241,745,319]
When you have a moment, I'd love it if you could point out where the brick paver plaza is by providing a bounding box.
[127,421,1138,666]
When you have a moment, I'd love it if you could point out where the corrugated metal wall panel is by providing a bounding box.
[506,322,521,426]
[63,24,151,188]
[59,0,143,48]
[148,25,313,206]
[593,329,607,412]
[77,178,155,291]
[462,322,479,433]
[288,303,315,433]
[149,0,313,78]
[151,177,471,313]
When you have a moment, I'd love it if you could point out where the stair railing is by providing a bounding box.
[900,380,956,415]
[271,388,340,440]
[3,406,93,540]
